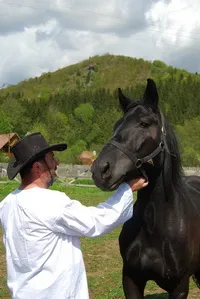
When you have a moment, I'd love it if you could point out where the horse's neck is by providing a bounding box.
[137,174,164,206]
[133,151,188,234]
[136,166,183,210]
[140,149,184,202]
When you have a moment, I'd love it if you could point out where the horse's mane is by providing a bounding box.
[164,117,184,178]
[161,115,186,200]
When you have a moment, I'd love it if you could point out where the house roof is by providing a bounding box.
[77,151,96,165]
[0,133,19,149]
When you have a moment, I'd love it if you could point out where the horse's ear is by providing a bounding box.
[143,78,158,109]
[118,88,132,112]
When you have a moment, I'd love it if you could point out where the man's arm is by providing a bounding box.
[53,178,148,237]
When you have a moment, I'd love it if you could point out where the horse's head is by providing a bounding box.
[91,79,166,191]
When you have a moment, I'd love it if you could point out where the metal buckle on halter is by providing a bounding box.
[161,126,166,136]
[135,159,142,168]
[147,159,154,166]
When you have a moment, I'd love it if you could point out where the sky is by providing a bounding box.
[1,0,200,86]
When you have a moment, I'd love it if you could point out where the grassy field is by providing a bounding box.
[0,181,199,298]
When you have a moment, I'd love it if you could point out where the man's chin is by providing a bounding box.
[47,172,58,187]
[52,173,58,182]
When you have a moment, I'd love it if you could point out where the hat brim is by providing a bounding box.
[7,143,67,180]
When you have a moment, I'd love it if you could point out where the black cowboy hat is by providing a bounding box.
[7,132,67,180]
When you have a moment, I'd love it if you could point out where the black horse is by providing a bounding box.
[91,79,200,299]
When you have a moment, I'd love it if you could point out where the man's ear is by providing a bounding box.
[33,161,39,168]
[32,161,44,173]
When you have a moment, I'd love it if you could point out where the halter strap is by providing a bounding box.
[109,140,164,168]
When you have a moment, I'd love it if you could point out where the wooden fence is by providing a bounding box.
[0,164,200,187]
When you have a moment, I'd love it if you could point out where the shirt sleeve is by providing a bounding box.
[53,183,133,237]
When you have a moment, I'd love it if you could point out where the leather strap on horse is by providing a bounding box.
[109,140,164,180]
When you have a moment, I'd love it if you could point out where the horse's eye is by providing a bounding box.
[140,122,149,128]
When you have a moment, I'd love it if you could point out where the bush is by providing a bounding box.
[181,147,200,167]
[153,60,167,69]
[57,140,87,164]
[0,152,9,162]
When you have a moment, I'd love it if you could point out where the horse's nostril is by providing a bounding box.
[100,162,110,175]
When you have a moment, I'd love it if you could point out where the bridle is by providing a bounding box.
[108,111,166,181]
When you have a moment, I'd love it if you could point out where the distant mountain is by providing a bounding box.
[0,54,200,166]
[0,54,197,99]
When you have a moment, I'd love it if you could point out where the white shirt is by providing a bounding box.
[0,183,133,299]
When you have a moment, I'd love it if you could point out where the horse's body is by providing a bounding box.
[91,79,200,298]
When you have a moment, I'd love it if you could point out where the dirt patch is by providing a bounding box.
[188,288,200,298]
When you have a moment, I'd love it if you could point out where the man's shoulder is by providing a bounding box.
[1,188,18,202]
[38,188,67,197]
[22,188,72,219]
[0,188,20,212]
[35,188,71,204]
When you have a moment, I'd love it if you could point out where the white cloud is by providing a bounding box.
[146,0,200,46]
[146,0,200,72]
[0,0,200,85]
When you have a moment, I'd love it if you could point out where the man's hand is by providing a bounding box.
[127,178,148,191]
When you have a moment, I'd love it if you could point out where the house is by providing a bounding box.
[77,151,97,165]
[0,133,20,156]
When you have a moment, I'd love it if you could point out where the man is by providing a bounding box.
[0,132,148,299]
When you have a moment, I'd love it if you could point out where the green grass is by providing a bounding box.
[70,178,94,185]
[0,181,198,298]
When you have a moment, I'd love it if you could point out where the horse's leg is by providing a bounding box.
[168,276,189,299]
[122,266,145,299]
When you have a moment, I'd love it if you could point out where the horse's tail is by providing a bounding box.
[192,271,200,288]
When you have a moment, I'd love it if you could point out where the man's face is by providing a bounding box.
[44,151,59,184]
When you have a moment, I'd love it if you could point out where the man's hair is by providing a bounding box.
[20,155,45,179]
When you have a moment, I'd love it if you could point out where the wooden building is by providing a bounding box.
[0,133,20,156]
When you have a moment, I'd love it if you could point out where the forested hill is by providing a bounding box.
[0,53,198,97]
[0,54,200,166]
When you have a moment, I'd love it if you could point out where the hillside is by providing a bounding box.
[0,54,196,99]
[0,54,200,167]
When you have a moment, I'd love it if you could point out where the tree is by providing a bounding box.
[181,147,200,167]
[73,103,96,147]
[45,109,69,144]
[31,122,50,141]
[176,118,200,166]
[74,103,94,124]
[0,109,13,133]
[58,139,87,163]
[1,98,29,135]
